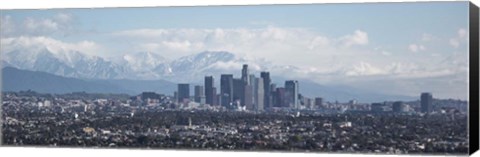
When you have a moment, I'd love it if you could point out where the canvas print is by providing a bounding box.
[0,1,476,155]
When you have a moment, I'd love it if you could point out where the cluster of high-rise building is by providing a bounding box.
[174,64,312,111]
[172,64,438,114]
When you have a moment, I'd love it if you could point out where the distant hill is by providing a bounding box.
[296,79,416,103]
[2,66,132,94]
[2,66,415,103]
[1,66,177,95]
[92,79,177,96]
[270,77,416,103]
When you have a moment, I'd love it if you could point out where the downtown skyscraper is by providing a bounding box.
[178,84,190,104]
[194,85,205,104]
[254,77,265,111]
[260,72,272,109]
[285,80,299,109]
[421,92,433,113]
[205,76,216,105]
[241,65,253,110]
[220,74,234,107]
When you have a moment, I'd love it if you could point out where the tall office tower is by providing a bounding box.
[393,101,406,113]
[249,74,256,86]
[241,64,250,85]
[304,97,313,109]
[275,87,286,107]
[260,72,271,109]
[285,80,299,109]
[244,84,253,110]
[211,87,217,106]
[233,78,244,104]
[298,94,305,108]
[220,74,234,107]
[270,84,277,93]
[254,77,264,112]
[270,84,277,107]
[194,85,205,103]
[249,74,257,105]
[205,76,215,105]
[173,91,178,103]
[233,75,252,109]
[315,97,323,109]
[421,92,433,113]
[177,84,190,103]
[215,93,221,107]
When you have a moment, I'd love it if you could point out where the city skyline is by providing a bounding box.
[1,2,474,154]
[169,63,442,113]
[1,2,470,100]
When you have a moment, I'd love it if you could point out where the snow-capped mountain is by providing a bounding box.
[2,47,127,79]
[166,51,244,82]
[170,51,237,73]
[2,49,420,102]
[121,51,169,71]
[162,51,283,83]
[1,48,267,81]
[1,48,304,82]
[119,51,172,79]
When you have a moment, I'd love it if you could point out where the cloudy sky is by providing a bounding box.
[0,2,470,99]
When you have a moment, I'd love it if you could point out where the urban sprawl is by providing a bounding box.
[2,64,469,154]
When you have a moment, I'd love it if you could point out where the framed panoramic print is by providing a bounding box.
[1,0,479,156]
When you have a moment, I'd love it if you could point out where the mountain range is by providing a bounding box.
[1,48,417,102]
[1,66,177,95]
[1,66,416,103]
[2,46,291,82]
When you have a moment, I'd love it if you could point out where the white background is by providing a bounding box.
[0,0,479,157]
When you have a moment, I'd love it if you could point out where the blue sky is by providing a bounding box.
[4,2,467,35]
[0,1,471,99]
[2,2,468,58]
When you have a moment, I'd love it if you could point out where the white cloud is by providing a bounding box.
[431,53,441,57]
[295,55,458,79]
[210,61,244,71]
[339,30,369,47]
[408,44,418,52]
[111,27,370,66]
[112,29,168,40]
[135,40,205,56]
[344,61,386,76]
[161,40,204,52]
[319,60,462,83]
[419,45,426,51]
[1,15,15,35]
[54,13,73,24]
[24,17,59,32]
[408,44,426,52]
[421,33,434,42]
[449,38,460,48]
[385,62,419,75]
[261,27,284,40]
[449,28,468,48]
[457,28,467,38]
[308,36,330,50]
[1,13,74,37]
[1,36,103,58]
[381,51,392,56]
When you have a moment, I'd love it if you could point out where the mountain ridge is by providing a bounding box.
[2,66,416,103]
